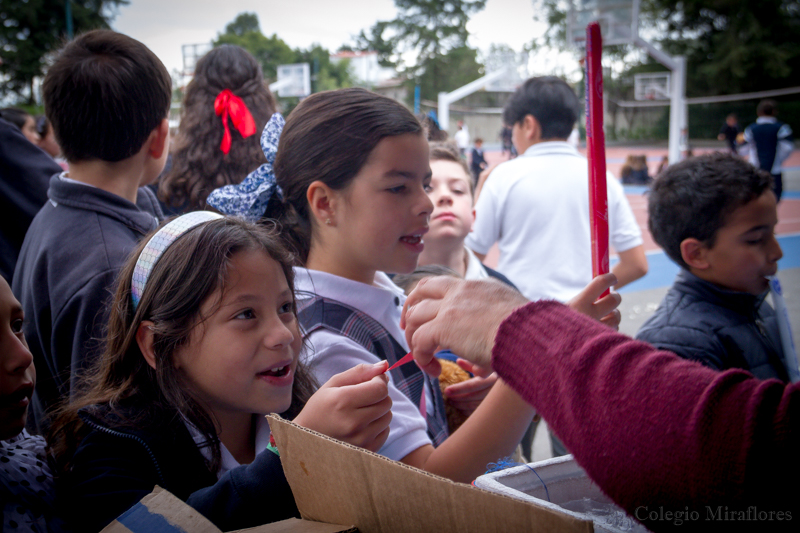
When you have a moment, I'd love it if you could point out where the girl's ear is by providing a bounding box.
[306,180,338,226]
[680,238,710,270]
[136,320,158,370]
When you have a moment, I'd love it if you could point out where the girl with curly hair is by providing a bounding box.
[158,45,277,213]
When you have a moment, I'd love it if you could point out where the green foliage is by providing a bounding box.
[214,14,295,81]
[214,12,353,110]
[413,45,483,102]
[355,0,487,101]
[530,0,800,97]
[0,0,127,104]
[643,0,800,95]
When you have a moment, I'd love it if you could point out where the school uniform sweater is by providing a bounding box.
[0,119,62,283]
[12,176,162,431]
[60,404,297,532]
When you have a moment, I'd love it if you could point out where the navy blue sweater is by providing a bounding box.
[12,176,162,430]
[0,119,62,283]
[60,405,298,532]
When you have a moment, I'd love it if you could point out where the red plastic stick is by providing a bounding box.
[386,352,415,372]
[585,22,610,297]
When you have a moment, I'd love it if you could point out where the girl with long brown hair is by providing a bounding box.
[48,214,391,532]
[158,45,277,213]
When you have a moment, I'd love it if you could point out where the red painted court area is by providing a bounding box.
[480,147,800,266]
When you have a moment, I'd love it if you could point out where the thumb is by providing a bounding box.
[324,361,389,388]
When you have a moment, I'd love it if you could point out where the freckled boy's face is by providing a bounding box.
[699,190,783,295]
[0,278,35,440]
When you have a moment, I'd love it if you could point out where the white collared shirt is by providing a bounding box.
[464,247,490,281]
[466,141,642,303]
[185,414,273,478]
[294,268,432,461]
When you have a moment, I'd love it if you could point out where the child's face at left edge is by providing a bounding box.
[0,277,35,440]
[328,133,433,281]
[173,250,302,427]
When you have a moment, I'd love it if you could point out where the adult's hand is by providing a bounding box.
[401,274,622,376]
[401,277,528,376]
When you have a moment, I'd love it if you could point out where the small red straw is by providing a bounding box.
[586,21,610,298]
[386,352,415,372]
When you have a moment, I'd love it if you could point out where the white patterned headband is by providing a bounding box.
[131,211,224,310]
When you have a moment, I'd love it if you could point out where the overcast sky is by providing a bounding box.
[110,0,566,76]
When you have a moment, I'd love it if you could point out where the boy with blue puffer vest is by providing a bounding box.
[636,153,788,381]
[13,30,169,431]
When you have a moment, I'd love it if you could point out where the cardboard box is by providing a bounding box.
[267,414,594,532]
[100,487,356,533]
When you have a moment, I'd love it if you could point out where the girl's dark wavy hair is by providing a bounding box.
[265,87,423,263]
[48,217,317,476]
[160,45,277,211]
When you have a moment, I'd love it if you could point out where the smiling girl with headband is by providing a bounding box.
[208,88,621,483]
[48,213,392,532]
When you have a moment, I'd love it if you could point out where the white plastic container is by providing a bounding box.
[474,455,651,533]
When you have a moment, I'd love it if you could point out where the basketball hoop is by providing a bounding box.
[634,72,671,101]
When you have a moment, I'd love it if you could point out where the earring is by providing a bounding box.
[325,218,332,226]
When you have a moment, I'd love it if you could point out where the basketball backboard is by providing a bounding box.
[634,72,671,100]
[568,0,639,48]
[275,63,311,98]
[484,51,530,92]
[181,43,213,76]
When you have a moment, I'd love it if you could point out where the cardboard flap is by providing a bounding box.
[100,487,222,533]
[232,518,357,532]
[268,415,593,533]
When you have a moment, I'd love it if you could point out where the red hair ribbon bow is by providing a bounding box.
[214,89,257,154]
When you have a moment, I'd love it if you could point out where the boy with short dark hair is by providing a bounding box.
[636,153,787,380]
[12,30,170,429]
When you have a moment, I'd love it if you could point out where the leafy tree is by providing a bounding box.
[645,0,800,95]
[214,13,295,81]
[529,0,800,96]
[0,0,127,104]
[214,13,353,112]
[416,45,483,100]
[355,0,487,100]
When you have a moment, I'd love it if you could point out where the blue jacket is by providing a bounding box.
[12,176,162,431]
[59,404,298,532]
[636,269,788,381]
[0,119,62,282]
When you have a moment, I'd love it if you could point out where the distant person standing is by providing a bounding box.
[500,125,515,158]
[454,120,470,156]
[469,138,487,184]
[717,113,739,154]
[744,99,794,202]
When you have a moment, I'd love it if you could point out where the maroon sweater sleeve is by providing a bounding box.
[493,301,799,520]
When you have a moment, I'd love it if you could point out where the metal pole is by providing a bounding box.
[438,92,449,131]
[668,56,686,164]
[65,0,74,39]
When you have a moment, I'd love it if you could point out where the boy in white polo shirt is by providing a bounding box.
[466,76,647,304]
